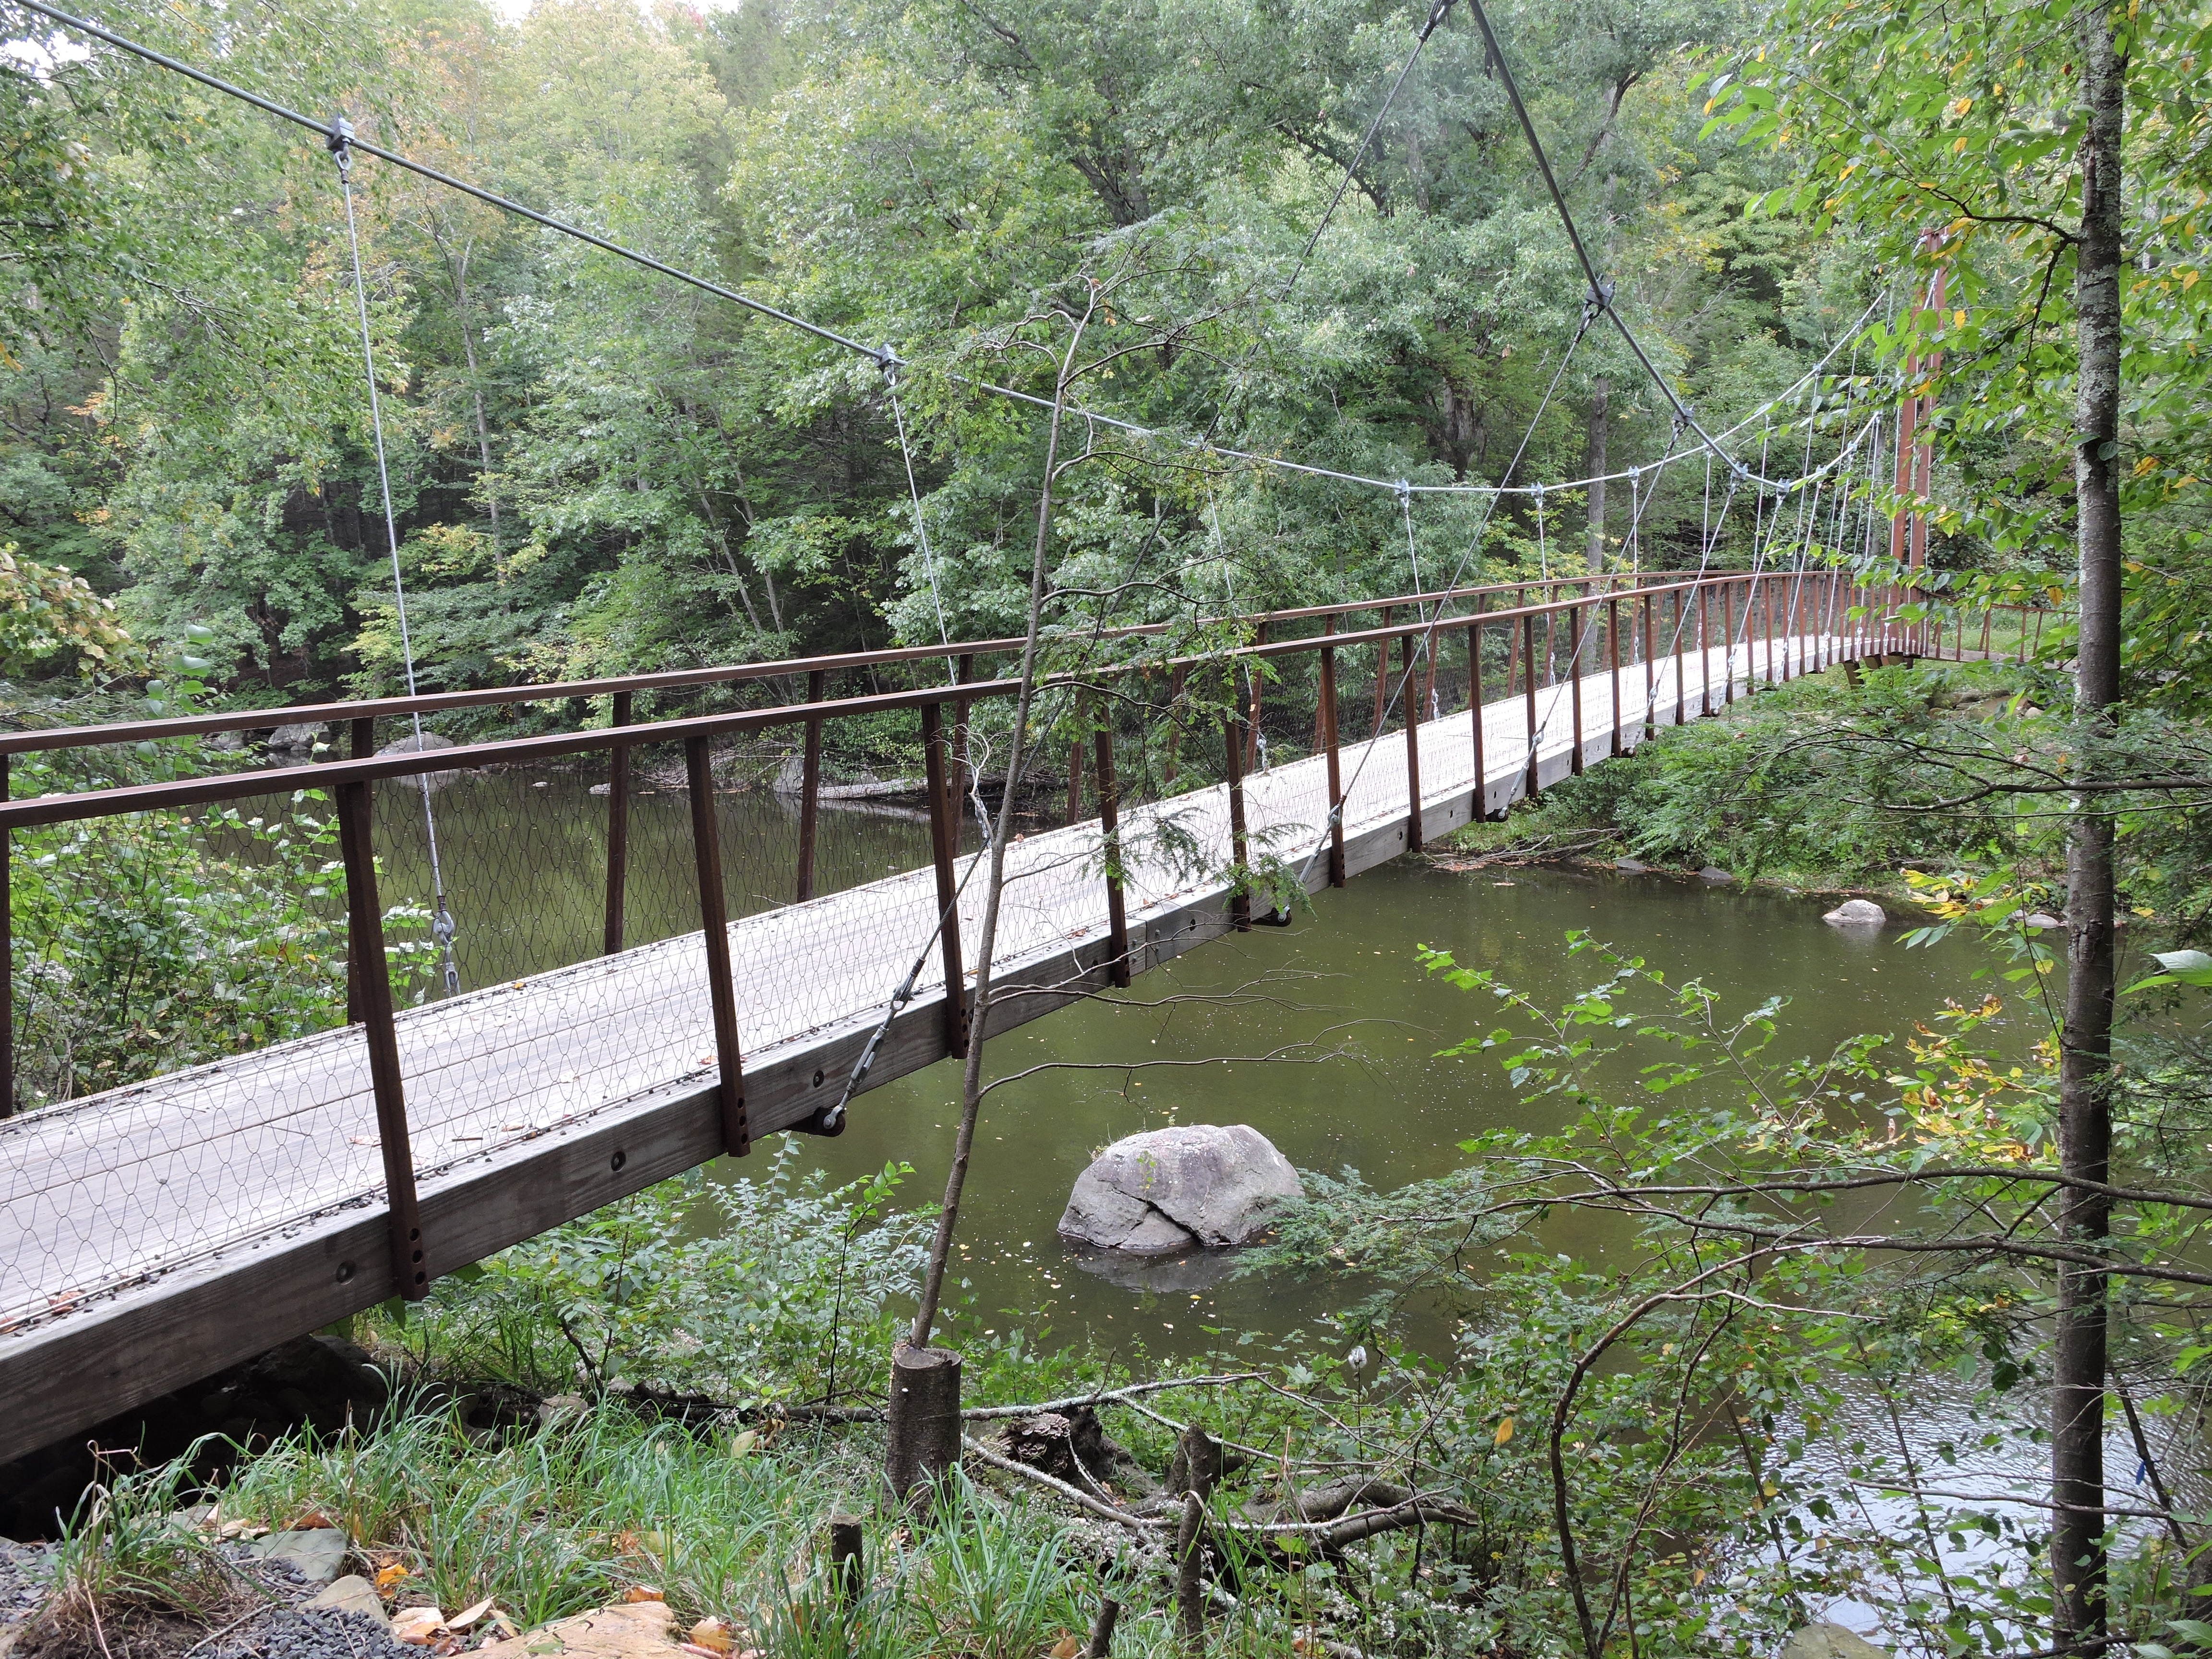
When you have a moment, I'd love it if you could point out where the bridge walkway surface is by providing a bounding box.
[2,625,1854,1459]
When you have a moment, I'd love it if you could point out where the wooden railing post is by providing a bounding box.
[1094,713,1131,988]
[604,692,633,952]
[1523,611,1541,799]
[1224,709,1252,931]
[1568,601,1587,775]
[1765,574,1778,685]
[1468,613,1488,820]
[685,735,749,1158]
[343,720,376,1025]
[1608,595,1624,757]
[795,670,824,902]
[921,701,969,1057]
[1400,632,1423,853]
[1,753,12,1119]
[336,777,427,1300]
[1246,621,1267,771]
[1320,634,1346,887]
[1723,582,1739,705]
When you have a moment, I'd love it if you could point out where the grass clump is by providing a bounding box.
[212,1399,1162,1658]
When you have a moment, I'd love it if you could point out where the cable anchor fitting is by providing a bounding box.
[325,114,355,176]
[875,343,902,380]
[1418,0,1456,41]
[1581,276,1615,325]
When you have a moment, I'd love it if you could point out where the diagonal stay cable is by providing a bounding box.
[1280,0,1457,300]
[1457,0,1740,483]
[331,121,460,997]
[1285,301,1596,896]
[7,0,883,362]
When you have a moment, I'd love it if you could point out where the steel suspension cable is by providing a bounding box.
[1458,0,1738,478]
[332,125,459,998]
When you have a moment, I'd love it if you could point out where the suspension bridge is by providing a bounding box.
[0,570,2057,1464]
[0,0,2029,1467]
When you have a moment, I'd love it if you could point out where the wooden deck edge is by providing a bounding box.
[0,651,1806,1461]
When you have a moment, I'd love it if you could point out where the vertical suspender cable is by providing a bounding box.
[332,119,459,997]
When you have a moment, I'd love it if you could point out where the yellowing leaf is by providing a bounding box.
[451,1597,497,1630]
[624,1586,666,1604]
[1494,1417,1515,1445]
[375,1563,412,1593]
[688,1619,736,1655]
[391,1607,448,1647]
[1051,1636,1083,1659]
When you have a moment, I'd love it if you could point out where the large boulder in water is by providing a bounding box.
[1822,898,1887,929]
[1058,1124,1303,1256]
[377,729,461,787]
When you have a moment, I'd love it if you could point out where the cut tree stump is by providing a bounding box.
[886,1341,962,1503]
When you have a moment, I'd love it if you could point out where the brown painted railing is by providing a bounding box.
[0,566,2060,1305]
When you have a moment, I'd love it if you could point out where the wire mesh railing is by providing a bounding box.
[0,568,2065,1335]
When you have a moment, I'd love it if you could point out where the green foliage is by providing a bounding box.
[0,541,143,678]
[377,1145,931,1407]
[7,657,438,1107]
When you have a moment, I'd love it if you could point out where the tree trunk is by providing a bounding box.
[1587,378,1609,571]
[2051,7,2125,1649]
[905,306,1093,1354]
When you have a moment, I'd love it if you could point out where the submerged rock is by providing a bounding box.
[1822,898,1887,929]
[1057,1124,1303,1256]
[1779,1624,1889,1659]
[1697,866,1736,884]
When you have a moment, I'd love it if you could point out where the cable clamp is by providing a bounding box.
[876,343,902,379]
[325,114,355,175]
[1394,479,1411,501]
[1582,276,1615,322]
[1418,0,1456,40]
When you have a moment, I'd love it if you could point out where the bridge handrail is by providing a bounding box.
[0,567,2068,827]
[0,571,1790,827]
[0,571,1678,760]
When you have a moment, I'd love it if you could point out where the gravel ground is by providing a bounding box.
[0,1539,53,1633]
[207,1607,413,1659]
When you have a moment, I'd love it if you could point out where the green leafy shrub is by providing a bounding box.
[379,1146,930,1407]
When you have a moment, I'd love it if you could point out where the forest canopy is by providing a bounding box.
[1,0,1922,710]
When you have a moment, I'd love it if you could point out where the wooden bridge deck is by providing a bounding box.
[0,632,1840,1461]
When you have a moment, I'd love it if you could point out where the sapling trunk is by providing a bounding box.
[2051,5,2125,1647]
[887,301,1098,1494]
[906,312,1087,1350]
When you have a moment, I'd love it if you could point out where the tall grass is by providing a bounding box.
[214,1400,1208,1658]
